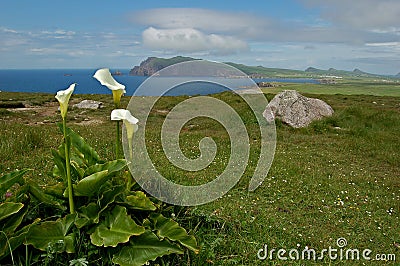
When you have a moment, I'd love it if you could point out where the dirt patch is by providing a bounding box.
[74,119,104,126]
[7,101,59,117]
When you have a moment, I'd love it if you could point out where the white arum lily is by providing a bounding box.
[111,109,138,160]
[55,83,76,214]
[111,109,139,138]
[93,68,126,107]
[55,83,75,118]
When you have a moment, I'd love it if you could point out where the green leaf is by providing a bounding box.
[70,160,85,180]
[1,203,27,233]
[75,203,99,228]
[150,213,199,253]
[42,182,66,199]
[52,149,67,180]
[112,230,183,266]
[53,145,84,182]
[0,169,30,196]
[74,170,109,197]
[58,123,101,166]
[97,184,125,219]
[121,191,157,211]
[90,205,145,247]
[75,184,126,228]
[26,214,76,253]
[84,159,126,177]
[0,218,40,260]
[0,202,24,222]
[27,182,66,211]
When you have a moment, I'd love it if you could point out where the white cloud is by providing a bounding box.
[132,7,399,49]
[142,27,248,55]
[366,42,400,47]
[303,0,400,30]
[133,8,267,35]
[1,27,19,34]
[133,8,263,54]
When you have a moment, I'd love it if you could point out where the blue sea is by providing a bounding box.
[0,69,319,96]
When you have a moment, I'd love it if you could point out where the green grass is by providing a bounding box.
[1,89,399,265]
[261,80,400,97]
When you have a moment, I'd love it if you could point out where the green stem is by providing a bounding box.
[116,120,121,159]
[63,118,75,214]
[115,101,121,159]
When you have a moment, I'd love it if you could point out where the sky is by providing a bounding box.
[0,0,399,75]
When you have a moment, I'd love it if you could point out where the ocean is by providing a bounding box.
[0,69,319,96]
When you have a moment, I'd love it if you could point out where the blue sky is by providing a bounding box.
[1,0,399,75]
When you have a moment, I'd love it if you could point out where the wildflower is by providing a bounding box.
[111,109,138,159]
[93,68,126,107]
[55,83,75,118]
[55,84,76,214]
[111,109,138,139]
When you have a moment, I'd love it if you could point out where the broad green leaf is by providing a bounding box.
[112,230,183,266]
[26,214,76,253]
[70,160,85,179]
[97,184,126,218]
[42,182,66,199]
[84,159,126,177]
[0,218,40,260]
[75,202,99,228]
[53,145,84,182]
[150,213,199,253]
[74,170,109,197]
[27,182,66,211]
[52,149,67,180]
[121,191,157,211]
[0,169,30,196]
[1,204,27,233]
[0,202,24,222]
[90,205,145,247]
[58,123,101,165]
[75,184,125,228]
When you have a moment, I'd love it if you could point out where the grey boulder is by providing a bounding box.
[263,90,334,128]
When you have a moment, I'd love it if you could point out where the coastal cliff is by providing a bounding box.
[129,56,196,76]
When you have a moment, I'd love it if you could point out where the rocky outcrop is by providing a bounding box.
[263,90,334,128]
[257,82,277,87]
[73,100,103,109]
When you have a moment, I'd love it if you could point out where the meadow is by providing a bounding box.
[0,82,399,265]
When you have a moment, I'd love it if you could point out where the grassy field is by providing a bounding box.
[1,85,399,265]
[261,79,400,97]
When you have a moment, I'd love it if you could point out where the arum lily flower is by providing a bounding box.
[93,68,126,107]
[55,83,76,214]
[111,109,138,160]
[55,83,75,118]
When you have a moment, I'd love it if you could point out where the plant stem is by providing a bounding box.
[63,118,75,214]
[115,100,121,159]
[116,120,121,159]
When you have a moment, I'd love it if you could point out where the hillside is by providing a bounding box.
[304,66,394,79]
[129,56,198,76]
[129,56,399,79]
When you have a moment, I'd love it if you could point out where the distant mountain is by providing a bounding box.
[225,62,304,78]
[130,56,305,77]
[129,56,399,79]
[305,67,321,73]
[304,66,393,78]
[353,68,370,75]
